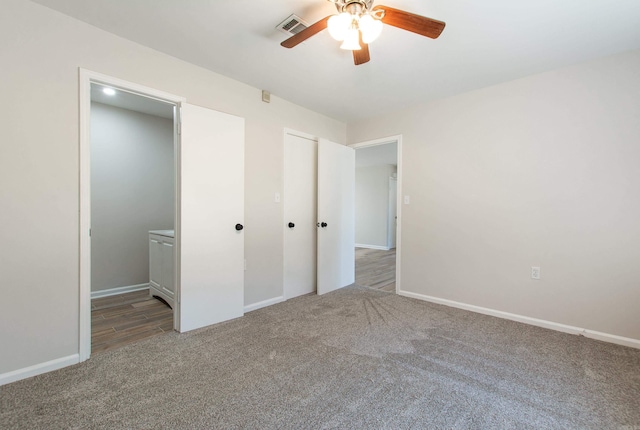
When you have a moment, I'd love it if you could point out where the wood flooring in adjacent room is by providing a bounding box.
[91,290,173,354]
[355,247,396,292]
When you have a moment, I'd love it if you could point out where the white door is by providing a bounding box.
[317,139,355,295]
[283,134,318,299]
[179,103,244,332]
[388,177,397,249]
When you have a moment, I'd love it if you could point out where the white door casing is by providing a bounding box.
[317,139,355,295]
[179,103,245,332]
[283,133,318,299]
[388,177,397,249]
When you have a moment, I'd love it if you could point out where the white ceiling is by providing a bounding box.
[33,0,640,122]
[91,83,174,119]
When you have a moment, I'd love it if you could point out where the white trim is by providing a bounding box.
[90,284,149,299]
[349,135,403,294]
[583,329,640,349]
[356,244,391,250]
[349,135,399,150]
[79,68,186,362]
[244,296,285,313]
[0,354,80,386]
[397,290,640,350]
[283,128,319,142]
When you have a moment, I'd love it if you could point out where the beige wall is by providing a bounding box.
[0,0,345,375]
[348,49,640,341]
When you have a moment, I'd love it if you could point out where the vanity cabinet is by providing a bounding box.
[149,230,175,309]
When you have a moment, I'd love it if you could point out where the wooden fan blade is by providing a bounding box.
[281,16,331,48]
[373,5,445,39]
[353,32,370,65]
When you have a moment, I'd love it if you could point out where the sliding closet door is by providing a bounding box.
[317,139,355,295]
[179,103,244,332]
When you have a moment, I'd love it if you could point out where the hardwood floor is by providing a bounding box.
[91,289,173,354]
[355,247,396,292]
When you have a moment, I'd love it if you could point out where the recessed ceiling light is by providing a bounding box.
[103,87,116,96]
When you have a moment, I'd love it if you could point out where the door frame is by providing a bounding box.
[349,135,403,293]
[78,69,186,361]
[388,176,398,249]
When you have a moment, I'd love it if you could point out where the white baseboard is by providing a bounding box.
[356,244,390,251]
[244,296,284,313]
[397,290,640,350]
[91,283,149,299]
[0,354,80,386]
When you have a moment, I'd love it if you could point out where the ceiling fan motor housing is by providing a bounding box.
[330,0,374,14]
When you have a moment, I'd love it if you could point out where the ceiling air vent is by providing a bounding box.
[276,14,309,35]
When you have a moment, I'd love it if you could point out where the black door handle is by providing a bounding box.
[321,222,328,228]
[288,222,295,228]
[235,224,244,231]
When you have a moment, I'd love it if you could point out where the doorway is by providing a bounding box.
[351,136,402,293]
[80,70,246,361]
[87,81,178,353]
[81,79,177,352]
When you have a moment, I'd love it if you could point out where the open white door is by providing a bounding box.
[179,103,244,332]
[317,139,355,295]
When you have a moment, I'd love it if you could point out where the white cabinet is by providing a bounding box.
[149,230,175,309]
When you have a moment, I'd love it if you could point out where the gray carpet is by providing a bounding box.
[1,285,639,429]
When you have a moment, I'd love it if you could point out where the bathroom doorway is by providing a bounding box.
[88,82,177,353]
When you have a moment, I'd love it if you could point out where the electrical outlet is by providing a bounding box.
[531,266,541,280]
[404,195,410,205]
[274,192,280,203]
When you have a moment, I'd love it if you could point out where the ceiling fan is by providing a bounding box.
[280,0,446,66]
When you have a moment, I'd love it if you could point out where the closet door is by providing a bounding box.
[317,139,355,295]
[283,133,317,299]
[179,103,244,332]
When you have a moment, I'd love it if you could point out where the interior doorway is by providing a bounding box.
[88,82,178,353]
[351,136,402,293]
[79,70,186,360]
[80,70,247,361]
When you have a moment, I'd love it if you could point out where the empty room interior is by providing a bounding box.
[1,0,640,428]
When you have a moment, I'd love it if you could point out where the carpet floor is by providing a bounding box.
[1,285,639,429]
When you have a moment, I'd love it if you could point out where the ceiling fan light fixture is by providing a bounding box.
[359,14,382,43]
[340,27,361,50]
[327,12,352,41]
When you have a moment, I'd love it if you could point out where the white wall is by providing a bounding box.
[355,165,396,248]
[91,102,174,293]
[0,0,345,376]
[348,49,640,342]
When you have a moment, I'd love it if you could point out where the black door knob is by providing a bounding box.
[288,222,295,228]
[235,224,244,231]
[321,222,328,228]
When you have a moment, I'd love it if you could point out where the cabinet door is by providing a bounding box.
[161,240,175,296]
[149,236,162,290]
